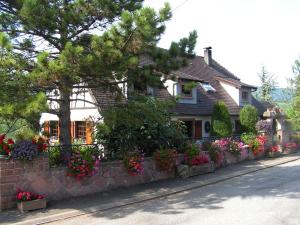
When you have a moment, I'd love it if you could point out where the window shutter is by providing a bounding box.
[44,121,50,135]
[86,121,93,144]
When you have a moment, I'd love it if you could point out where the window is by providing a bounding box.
[50,121,59,140]
[201,83,216,92]
[181,84,192,97]
[75,121,86,141]
[147,86,155,96]
[242,91,249,101]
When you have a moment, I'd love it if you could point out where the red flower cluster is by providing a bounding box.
[257,135,267,145]
[285,142,297,150]
[189,153,210,166]
[67,150,100,180]
[16,189,45,202]
[271,145,279,152]
[0,134,14,157]
[124,154,144,176]
[154,149,178,172]
[32,136,48,152]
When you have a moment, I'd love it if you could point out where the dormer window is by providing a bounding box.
[200,83,216,92]
[242,91,249,102]
[181,84,192,98]
[147,86,155,97]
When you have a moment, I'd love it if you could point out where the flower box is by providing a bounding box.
[176,162,215,179]
[267,151,281,158]
[284,148,298,154]
[224,151,239,165]
[248,150,265,160]
[17,198,47,213]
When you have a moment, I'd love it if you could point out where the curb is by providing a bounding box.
[11,153,300,225]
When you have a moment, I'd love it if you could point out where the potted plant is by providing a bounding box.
[268,145,281,158]
[16,189,46,213]
[177,144,215,178]
[284,142,297,154]
[153,148,178,172]
[0,134,14,159]
[123,149,144,176]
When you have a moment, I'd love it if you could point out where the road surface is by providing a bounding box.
[48,159,300,225]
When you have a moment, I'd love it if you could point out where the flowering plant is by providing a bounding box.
[215,138,230,151]
[184,143,200,165]
[227,139,244,157]
[154,148,178,172]
[256,120,272,134]
[16,189,45,202]
[271,145,279,152]
[67,146,100,180]
[284,142,297,151]
[32,136,48,152]
[189,153,210,166]
[123,150,144,176]
[202,141,223,167]
[0,134,14,157]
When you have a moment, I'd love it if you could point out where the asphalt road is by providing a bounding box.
[48,159,300,225]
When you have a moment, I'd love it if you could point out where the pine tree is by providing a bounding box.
[257,66,276,102]
[0,1,197,146]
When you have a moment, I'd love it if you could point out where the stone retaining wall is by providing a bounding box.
[0,156,174,211]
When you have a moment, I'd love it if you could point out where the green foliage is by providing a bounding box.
[211,101,232,137]
[201,141,220,163]
[239,105,258,133]
[95,97,187,160]
[1,1,197,145]
[48,146,62,167]
[288,58,300,130]
[257,66,276,102]
[184,143,199,162]
[153,148,177,172]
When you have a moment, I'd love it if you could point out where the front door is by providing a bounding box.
[195,121,202,139]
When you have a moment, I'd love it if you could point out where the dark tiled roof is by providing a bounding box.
[169,80,241,116]
[90,88,125,112]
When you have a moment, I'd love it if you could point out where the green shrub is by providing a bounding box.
[49,146,62,167]
[211,101,232,137]
[94,97,187,160]
[240,105,258,133]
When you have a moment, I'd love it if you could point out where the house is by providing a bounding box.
[40,47,268,143]
[151,47,268,139]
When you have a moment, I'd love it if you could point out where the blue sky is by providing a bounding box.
[144,0,300,87]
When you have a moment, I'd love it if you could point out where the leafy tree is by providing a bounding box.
[239,105,258,133]
[288,58,300,130]
[211,101,232,137]
[0,32,47,136]
[256,66,277,102]
[95,97,187,159]
[0,1,197,146]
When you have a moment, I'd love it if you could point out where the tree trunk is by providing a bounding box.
[58,89,72,162]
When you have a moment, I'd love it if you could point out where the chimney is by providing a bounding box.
[204,46,212,66]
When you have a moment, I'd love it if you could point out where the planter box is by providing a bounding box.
[267,151,281,158]
[248,150,265,160]
[224,152,239,165]
[284,148,298,154]
[17,198,46,213]
[176,162,215,179]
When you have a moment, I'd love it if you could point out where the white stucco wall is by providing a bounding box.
[40,88,101,124]
[164,79,177,96]
[220,81,240,105]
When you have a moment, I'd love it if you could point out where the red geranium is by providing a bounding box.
[16,189,45,202]
[0,134,14,157]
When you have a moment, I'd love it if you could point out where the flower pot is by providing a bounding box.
[17,198,46,213]
[224,152,239,165]
[268,151,281,158]
[0,154,9,159]
[176,162,215,178]
[284,148,298,154]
